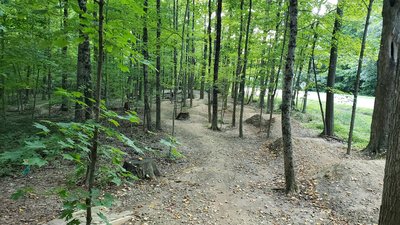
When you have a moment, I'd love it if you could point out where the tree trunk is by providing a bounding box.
[32,67,40,120]
[200,17,207,100]
[239,0,252,137]
[281,0,298,195]
[75,0,92,122]
[378,1,400,223]
[302,22,319,113]
[179,0,190,111]
[61,0,69,111]
[47,66,52,116]
[143,0,151,131]
[171,0,178,136]
[211,0,222,131]
[364,8,395,156]
[86,1,104,224]
[155,0,162,130]
[172,0,178,134]
[207,0,213,124]
[189,0,195,107]
[347,0,374,154]
[324,2,343,136]
[266,0,283,113]
[232,0,245,127]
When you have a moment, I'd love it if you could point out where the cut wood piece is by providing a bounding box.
[123,158,161,179]
[176,112,190,120]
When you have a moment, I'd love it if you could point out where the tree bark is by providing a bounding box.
[324,2,343,136]
[172,0,178,135]
[200,17,207,100]
[232,0,245,127]
[75,0,92,122]
[364,2,395,156]
[189,0,195,107]
[156,0,162,130]
[207,0,213,124]
[211,0,222,131]
[61,0,69,111]
[347,0,374,154]
[281,0,298,195]
[266,0,283,113]
[143,0,151,131]
[86,1,104,224]
[379,1,400,223]
[239,0,253,137]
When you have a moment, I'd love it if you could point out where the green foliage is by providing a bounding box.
[11,186,34,200]
[160,136,184,160]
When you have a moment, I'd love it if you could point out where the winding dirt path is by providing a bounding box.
[114,98,337,225]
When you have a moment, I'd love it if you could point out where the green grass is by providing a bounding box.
[292,100,372,149]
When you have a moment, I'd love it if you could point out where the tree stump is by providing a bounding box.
[176,112,190,120]
[123,158,161,180]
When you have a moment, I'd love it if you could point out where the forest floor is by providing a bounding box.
[0,97,384,225]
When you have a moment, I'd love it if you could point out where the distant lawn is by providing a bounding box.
[292,99,372,150]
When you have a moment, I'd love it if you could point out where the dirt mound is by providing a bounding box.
[315,160,385,224]
[245,114,274,127]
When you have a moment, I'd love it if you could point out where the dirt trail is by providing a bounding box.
[114,98,351,225]
[0,97,384,225]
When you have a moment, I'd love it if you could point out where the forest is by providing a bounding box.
[1,0,400,224]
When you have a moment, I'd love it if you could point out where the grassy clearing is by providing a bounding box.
[292,99,372,150]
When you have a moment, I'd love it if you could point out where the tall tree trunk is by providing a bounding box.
[281,0,298,195]
[172,0,178,133]
[239,0,252,137]
[324,2,343,136]
[156,0,162,130]
[47,65,52,116]
[259,43,269,109]
[378,0,400,223]
[189,0,195,107]
[179,0,190,110]
[207,0,213,123]
[211,0,222,130]
[143,0,151,131]
[0,16,5,126]
[75,0,92,122]
[232,0,245,127]
[61,0,69,111]
[365,4,393,156]
[266,0,283,113]
[302,22,319,113]
[86,1,104,224]
[32,67,40,120]
[347,0,374,154]
[200,17,207,100]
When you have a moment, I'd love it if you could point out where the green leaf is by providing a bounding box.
[111,176,122,186]
[118,63,130,72]
[160,139,174,148]
[25,140,46,150]
[23,157,48,167]
[62,153,75,161]
[66,219,80,225]
[108,119,120,127]
[33,123,50,133]
[53,38,69,48]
